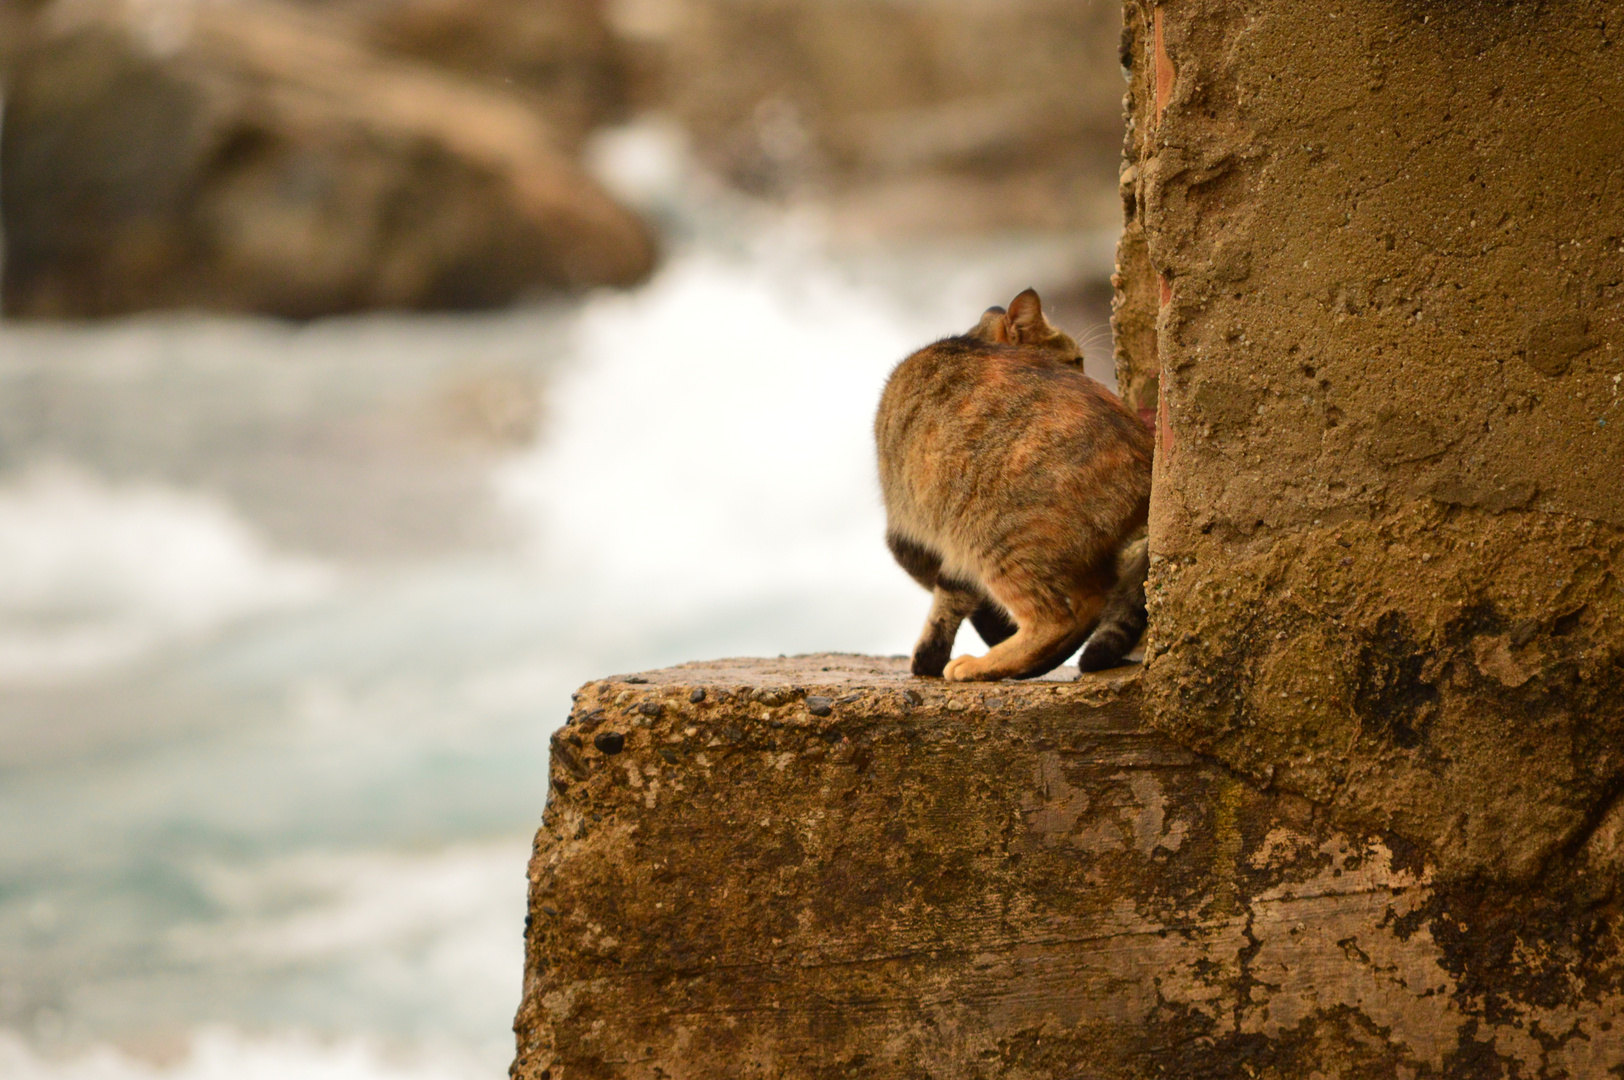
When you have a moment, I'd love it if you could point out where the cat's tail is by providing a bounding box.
[1076,532,1148,673]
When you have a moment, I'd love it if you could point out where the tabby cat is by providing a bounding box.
[875,288,1153,681]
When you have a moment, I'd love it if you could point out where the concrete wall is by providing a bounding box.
[1122,0,1624,882]
[512,658,1624,1078]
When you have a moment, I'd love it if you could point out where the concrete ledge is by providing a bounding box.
[510,655,1624,1078]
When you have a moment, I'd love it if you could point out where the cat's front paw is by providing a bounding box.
[944,654,1001,682]
[911,641,950,678]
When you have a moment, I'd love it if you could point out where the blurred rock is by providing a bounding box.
[313,0,627,150]
[0,0,48,69]
[615,0,1126,235]
[1,0,656,318]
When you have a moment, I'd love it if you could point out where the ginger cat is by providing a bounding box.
[875,289,1153,681]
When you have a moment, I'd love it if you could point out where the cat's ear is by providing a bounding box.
[970,305,1012,343]
[1004,288,1056,344]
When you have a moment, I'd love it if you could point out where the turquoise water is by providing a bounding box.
[0,129,1116,1077]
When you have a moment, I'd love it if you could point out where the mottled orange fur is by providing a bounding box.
[876,289,1153,681]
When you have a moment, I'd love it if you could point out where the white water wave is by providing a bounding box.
[0,1028,488,1080]
[169,841,528,970]
[493,243,943,654]
[0,465,333,683]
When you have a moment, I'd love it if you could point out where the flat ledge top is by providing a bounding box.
[556,653,1164,781]
[584,653,1142,715]
[605,652,1136,686]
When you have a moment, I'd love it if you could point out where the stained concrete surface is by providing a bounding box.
[513,656,1624,1078]
[1118,0,1624,883]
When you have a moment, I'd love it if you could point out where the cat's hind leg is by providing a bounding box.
[911,582,982,677]
[944,585,1104,682]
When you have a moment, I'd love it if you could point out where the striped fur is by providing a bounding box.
[876,289,1153,681]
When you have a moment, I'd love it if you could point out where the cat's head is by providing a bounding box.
[968,288,1083,364]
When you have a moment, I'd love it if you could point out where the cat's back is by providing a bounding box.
[877,334,980,427]
[876,334,1151,539]
[876,335,1147,464]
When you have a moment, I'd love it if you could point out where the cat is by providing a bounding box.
[875,288,1154,681]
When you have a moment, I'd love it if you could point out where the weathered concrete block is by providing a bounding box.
[513,656,1624,1078]
[1117,0,1624,882]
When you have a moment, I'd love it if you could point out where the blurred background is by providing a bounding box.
[0,0,1127,1075]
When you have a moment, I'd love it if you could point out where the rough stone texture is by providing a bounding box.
[1121,0,1624,882]
[512,656,1624,1079]
[1,0,655,318]
[1109,2,1160,418]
